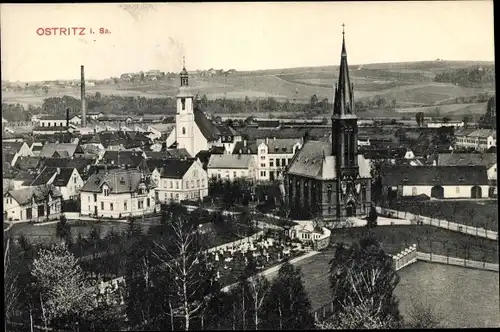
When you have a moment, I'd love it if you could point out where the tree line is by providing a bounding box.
[434,66,495,87]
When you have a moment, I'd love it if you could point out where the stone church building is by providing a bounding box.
[285,31,372,221]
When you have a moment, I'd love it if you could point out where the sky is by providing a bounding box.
[1,1,495,82]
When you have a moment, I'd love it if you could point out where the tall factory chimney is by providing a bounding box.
[81,65,87,127]
[66,108,70,127]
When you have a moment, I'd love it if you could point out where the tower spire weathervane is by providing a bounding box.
[342,23,345,35]
[183,56,186,69]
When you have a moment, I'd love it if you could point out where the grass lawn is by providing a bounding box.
[330,225,499,263]
[389,200,498,232]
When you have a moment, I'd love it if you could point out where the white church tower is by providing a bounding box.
[175,58,196,157]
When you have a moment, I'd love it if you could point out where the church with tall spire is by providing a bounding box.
[285,27,372,221]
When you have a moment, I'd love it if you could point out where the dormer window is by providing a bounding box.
[103,188,110,196]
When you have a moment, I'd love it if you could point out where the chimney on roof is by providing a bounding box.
[81,65,87,127]
[66,108,70,127]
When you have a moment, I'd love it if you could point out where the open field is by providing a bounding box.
[3,61,494,109]
[390,200,498,232]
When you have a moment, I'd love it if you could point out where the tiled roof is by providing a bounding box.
[13,171,35,183]
[39,115,66,120]
[39,143,80,158]
[33,126,70,132]
[216,125,240,136]
[7,185,62,205]
[2,142,23,154]
[287,140,371,180]
[207,154,254,169]
[166,148,191,159]
[159,159,196,179]
[101,151,144,167]
[80,168,154,194]
[381,165,489,186]
[14,156,41,170]
[437,153,497,168]
[232,141,258,155]
[468,129,496,139]
[30,168,58,186]
[52,168,76,186]
[256,138,302,154]
[194,110,220,141]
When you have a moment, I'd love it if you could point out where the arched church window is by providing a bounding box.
[182,127,186,135]
[181,98,186,110]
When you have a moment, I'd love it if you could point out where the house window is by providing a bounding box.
[104,188,109,196]
[233,171,237,178]
[282,158,286,166]
[260,163,266,167]
[270,160,274,167]
[164,193,168,199]
[74,176,77,183]
[88,196,90,202]
[191,180,194,188]
[288,158,292,164]
[276,159,281,167]
[147,198,150,207]
[110,203,114,211]
[260,171,266,177]
[260,156,265,160]
[196,179,200,187]
[176,182,179,189]
[175,193,179,201]
[94,194,97,202]
[201,179,205,187]
[412,187,417,196]
[182,127,186,135]
[170,181,173,188]
[327,185,332,203]
[456,187,460,194]
[124,202,127,210]
[260,149,266,154]
[138,200,144,209]
[170,193,173,198]
[181,98,186,110]
[101,202,104,210]
[186,181,189,189]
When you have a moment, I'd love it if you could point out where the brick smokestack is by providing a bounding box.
[66,108,70,127]
[81,65,86,127]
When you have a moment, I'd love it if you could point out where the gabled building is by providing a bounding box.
[27,167,84,200]
[255,137,302,181]
[38,143,85,159]
[207,154,257,181]
[79,168,158,218]
[154,158,208,203]
[436,153,497,186]
[2,141,33,166]
[455,128,496,151]
[285,30,372,221]
[3,185,62,222]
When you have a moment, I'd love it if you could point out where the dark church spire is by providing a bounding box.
[333,24,355,118]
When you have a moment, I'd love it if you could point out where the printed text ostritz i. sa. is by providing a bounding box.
[36,27,111,36]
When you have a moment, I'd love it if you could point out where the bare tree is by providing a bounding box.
[152,215,215,331]
[4,235,20,329]
[246,274,270,330]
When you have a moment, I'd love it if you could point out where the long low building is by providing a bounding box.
[381,165,490,200]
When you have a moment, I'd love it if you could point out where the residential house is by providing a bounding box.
[14,156,41,172]
[3,185,62,222]
[381,165,489,201]
[147,124,176,141]
[154,159,208,203]
[256,137,302,181]
[214,125,242,154]
[207,154,257,181]
[11,171,35,190]
[87,112,104,120]
[426,120,464,129]
[39,115,81,127]
[28,167,84,200]
[455,128,496,151]
[100,151,145,168]
[2,141,33,166]
[79,168,158,218]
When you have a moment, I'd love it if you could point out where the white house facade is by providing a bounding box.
[255,138,302,181]
[207,154,257,181]
[455,129,496,151]
[3,186,62,222]
[79,169,158,218]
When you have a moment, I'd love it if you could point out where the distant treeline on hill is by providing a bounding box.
[1,93,336,122]
[434,66,495,87]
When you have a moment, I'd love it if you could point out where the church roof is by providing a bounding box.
[333,29,355,118]
[194,110,220,141]
[286,140,371,180]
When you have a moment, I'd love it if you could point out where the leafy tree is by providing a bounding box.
[366,206,378,228]
[56,215,72,244]
[262,261,315,330]
[329,236,402,327]
[310,94,318,107]
[31,242,95,328]
[415,112,425,127]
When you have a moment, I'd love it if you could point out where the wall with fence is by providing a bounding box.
[207,231,264,253]
[417,252,499,272]
[392,244,417,271]
[313,227,331,251]
[376,206,498,240]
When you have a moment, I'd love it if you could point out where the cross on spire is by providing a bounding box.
[182,56,186,69]
[342,23,345,35]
